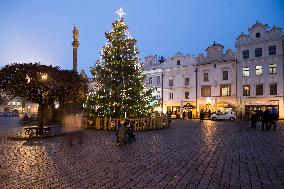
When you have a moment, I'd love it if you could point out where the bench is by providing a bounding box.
[23,126,53,136]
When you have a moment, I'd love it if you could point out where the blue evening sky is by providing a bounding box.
[0,0,283,77]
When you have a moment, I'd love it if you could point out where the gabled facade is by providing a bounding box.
[236,22,284,118]
[196,42,237,113]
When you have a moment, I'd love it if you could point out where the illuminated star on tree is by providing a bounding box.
[116,8,126,18]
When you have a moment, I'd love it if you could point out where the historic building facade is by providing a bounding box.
[143,53,196,117]
[143,22,284,119]
[236,22,284,118]
[196,42,237,113]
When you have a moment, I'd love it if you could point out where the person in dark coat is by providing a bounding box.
[182,111,185,120]
[127,121,136,142]
[262,108,270,131]
[200,109,205,122]
[251,110,257,129]
[270,107,278,131]
[208,109,212,119]
[189,110,192,119]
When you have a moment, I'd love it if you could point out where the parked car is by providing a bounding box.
[210,111,236,121]
[0,112,3,117]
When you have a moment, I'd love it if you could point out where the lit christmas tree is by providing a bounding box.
[85,9,157,118]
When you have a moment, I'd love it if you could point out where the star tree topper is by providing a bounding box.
[116,8,126,18]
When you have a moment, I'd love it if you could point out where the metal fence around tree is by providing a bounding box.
[84,116,170,131]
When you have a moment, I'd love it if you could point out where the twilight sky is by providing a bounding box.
[0,0,283,77]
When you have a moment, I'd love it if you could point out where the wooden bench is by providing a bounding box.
[23,126,53,136]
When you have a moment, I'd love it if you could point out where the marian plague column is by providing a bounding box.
[72,25,79,72]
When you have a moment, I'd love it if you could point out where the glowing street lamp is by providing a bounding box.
[41,73,48,81]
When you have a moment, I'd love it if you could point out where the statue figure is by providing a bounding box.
[73,25,79,41]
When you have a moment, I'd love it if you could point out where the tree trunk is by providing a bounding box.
[38,103,44,135]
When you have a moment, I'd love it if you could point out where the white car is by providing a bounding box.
[210,111,236,121]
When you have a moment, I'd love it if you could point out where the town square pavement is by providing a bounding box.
[0,117,284,189]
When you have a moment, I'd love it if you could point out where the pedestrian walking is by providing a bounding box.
[208,109,211,119]
[189,110,192,119]
[251,110,257,129]
[182,111,185,120]
[270,107,278,131]
[126,120,136,142]
[262,108,270,131]
[117,120,127,145]
[200,109,204,122]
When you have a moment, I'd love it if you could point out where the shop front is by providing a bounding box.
[243,100,280,119]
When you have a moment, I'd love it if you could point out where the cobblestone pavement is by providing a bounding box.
[0,117,284,189]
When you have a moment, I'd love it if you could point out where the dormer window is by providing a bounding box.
[177,60,181,65]
[256,32,260,38]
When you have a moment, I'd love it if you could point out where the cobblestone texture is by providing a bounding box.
[0,117,284,189]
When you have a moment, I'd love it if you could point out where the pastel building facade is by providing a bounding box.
[143,22,284,118]
[236,22,284,118]
[196,42,237,113]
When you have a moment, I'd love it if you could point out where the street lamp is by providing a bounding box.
[41,73,48,81]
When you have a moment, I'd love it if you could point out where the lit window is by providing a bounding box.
[220,85,231,96]
[201,86,211,97]
[256,66,262,76]
[269,64,277,74]
[12,102,16,105]
[243,67,249,77]
[17,102,21,106]
[243,85,250,96]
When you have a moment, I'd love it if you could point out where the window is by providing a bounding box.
[256,84,263,96]
[203,73,209,82]
[222,71,228,80]
[148,77,152,84]
[269,46,276,55]
[169,79,173,86]
[169,92,174,99]
[184,78,189,85]
[243,67,249,77]
[17,102,21,106]
[177,60,181,65]
[256,32,260,38]
[156,90,161,99]
[214,63,216,68]
[269,64,277,74]
[243,85,250,96]
[201,86,211,97]
[255,66,263,76]
[270,83,277,95]
[185,92,189,99]
[242,50,249,59]
[157,76,160,84]
[220,84,231,96]
[255,48,262,57]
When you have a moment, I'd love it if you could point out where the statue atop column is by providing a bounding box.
[72,25,79,72]
[72,25,79,48]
